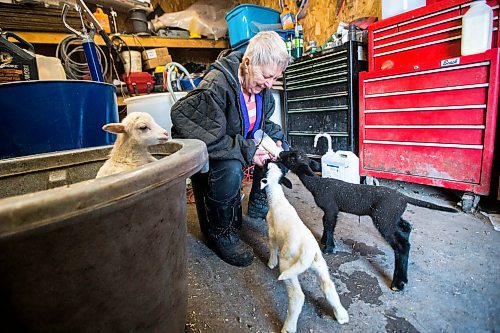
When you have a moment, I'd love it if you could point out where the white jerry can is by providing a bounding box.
[313,133,360,184]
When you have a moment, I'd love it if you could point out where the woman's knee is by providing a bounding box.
[207,160,243,201]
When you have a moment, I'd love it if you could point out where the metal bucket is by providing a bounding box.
[0,140,208,332]
[0,80,118,159]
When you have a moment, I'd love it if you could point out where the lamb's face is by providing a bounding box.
[125,113,169,146]
[279,150,309,172]
[102,112,169,146]
[260,162,287,190]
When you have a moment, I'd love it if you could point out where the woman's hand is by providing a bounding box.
[253,148,271,167]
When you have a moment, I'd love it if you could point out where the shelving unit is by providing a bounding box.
[9,31,229,49]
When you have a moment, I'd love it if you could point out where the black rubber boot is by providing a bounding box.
[205,196,254,267]
[191,172,209,235]
[247,166,269,219]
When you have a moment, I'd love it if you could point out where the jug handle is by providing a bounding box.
[2,32,35,54]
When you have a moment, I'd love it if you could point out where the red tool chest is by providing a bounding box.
[359,48,499,195]
[368,0,499,72]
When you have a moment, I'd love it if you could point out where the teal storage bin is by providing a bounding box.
[225,4,280,47]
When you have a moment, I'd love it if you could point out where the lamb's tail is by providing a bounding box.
[405,196,458,213]
[278,245,316,280]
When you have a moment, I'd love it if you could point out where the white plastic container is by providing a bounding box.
[461,0,493,56]
[124,92,187,133]
[382,0,426,19]
[314,133,360,184]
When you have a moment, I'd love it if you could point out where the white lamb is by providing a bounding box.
[260,162,349,333]
[96,112,169,178]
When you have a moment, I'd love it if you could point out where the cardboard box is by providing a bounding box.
[142,48,171,70]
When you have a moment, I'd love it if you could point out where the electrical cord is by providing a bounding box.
[56,35,109,81]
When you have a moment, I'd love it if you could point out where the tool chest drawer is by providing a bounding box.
[368,0,499,72]
[359,48,499,195]
[284,41,367,156]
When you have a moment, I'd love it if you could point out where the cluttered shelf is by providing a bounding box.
[10,31,229,49]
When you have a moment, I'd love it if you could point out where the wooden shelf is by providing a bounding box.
[10,31,229,49]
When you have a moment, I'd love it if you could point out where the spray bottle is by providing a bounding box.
[314,133,360,184]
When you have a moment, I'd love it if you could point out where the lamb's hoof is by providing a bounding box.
[268,262,277,270]
[322,245,335,254]
[281,326,296,333]
[390,280,406,291]
[334,307,349,324]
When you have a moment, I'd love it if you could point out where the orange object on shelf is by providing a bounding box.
[93,8,111,34]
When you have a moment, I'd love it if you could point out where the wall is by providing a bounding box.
[154,0,381,46]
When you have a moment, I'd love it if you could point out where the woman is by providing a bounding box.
[171,31,292,267]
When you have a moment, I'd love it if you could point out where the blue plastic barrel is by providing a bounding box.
[0,80,118,159]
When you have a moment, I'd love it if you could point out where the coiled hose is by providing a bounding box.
[56,35,109,80]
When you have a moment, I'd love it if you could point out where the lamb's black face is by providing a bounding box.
[279,151,309,172]
[279,150,318,176]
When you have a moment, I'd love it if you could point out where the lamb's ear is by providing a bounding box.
[102,123,126,134]
[280,177,293,189]
[260,178,268,190]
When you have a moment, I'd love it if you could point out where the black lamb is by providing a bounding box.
[279,150,458,291]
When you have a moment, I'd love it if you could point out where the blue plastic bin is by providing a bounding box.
[225,4,280,47]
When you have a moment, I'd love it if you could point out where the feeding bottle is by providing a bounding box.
[313,133,360,184]
[461,0,493,56]
[280,5,295,30]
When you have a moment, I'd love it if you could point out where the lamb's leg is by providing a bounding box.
[389,218,411,291]
[281,276,304,333]
[374,215,412,291]
[311,255,349,324]
[268,238,279,269]
[321,209,339,254]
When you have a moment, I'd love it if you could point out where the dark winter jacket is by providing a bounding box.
[171,51,287,168]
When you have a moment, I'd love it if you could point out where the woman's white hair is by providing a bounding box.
[243,31,293,71]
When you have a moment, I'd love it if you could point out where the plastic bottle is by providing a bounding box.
[280,5,295,30]
[94,8,111,34]
[286,34,292,55]
[461,0,493,56]
[291,24,303,59]
[314,133,360,184]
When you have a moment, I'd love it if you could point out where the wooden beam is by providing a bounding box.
[10,31,229,49]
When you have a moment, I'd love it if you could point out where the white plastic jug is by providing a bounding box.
[314,133,360,184]
[382,0,426,19]
[461,0,493,56]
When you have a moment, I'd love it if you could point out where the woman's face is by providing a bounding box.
[241,58,283,95]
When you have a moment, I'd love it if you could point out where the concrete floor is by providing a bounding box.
[184,174,500,333]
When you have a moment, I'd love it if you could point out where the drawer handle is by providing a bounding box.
[287,78,348,91]
[364,104,487,113]
[374,26,462,50]
[286,64,347,79]
[289,92,348,102]
[287,72,348,86]
[288,106,348,113]
[373,6,460,35]
[363,62,489,83]
[374,36,461,57]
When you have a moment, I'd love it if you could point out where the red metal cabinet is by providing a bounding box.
[368,0,499,72]
[359,49,499,195]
